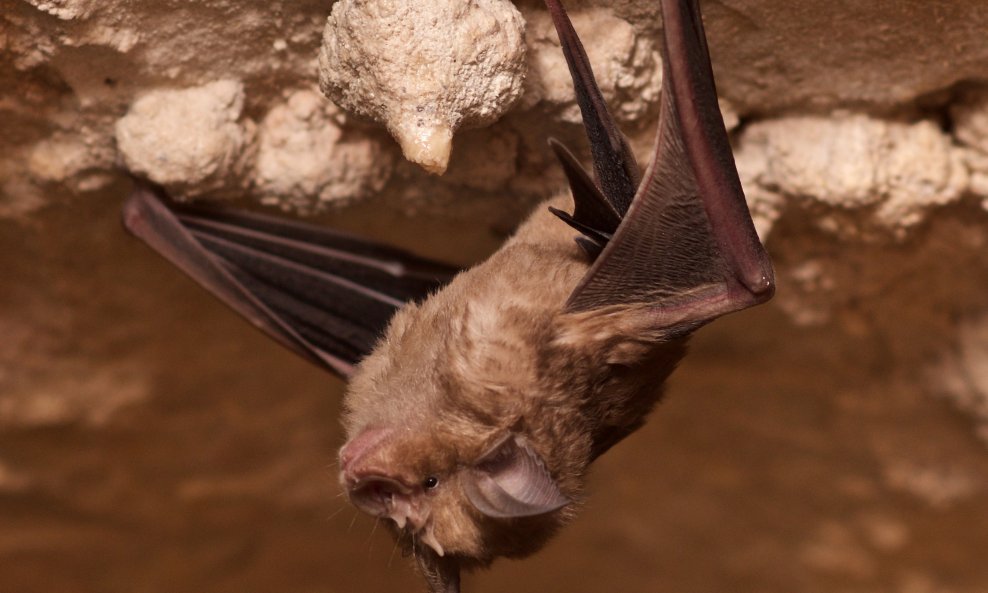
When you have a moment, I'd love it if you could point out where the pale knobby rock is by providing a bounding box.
[27,130,116,193]
[799,522,876,579]
[22,0,139,52]
[736,114,968,235]
[115,80,256,197]
[319,0,526,175]
[522,6,661,124]
[882,459,979,509]
[857,513,910,553]
[3,10,60,70]
[718,98,740,133]
[733,134,784,239]
[0,158,47,218]
[772,259,837,327]
[255,89,396,211]
[951,88,988,210]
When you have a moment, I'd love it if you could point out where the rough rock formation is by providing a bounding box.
[254,89,397,210]
[115,80,256,197]
[2,0,988,592]
[318,0,527,174]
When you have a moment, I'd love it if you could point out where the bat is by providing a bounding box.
[121,0,774,591]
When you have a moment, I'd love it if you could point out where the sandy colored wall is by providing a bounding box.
[2,0,988,591]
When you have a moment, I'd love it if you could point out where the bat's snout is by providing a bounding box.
[339,427,427,527]
[347,475,412,516]
[339,426,394,474]
[346,473,433,534]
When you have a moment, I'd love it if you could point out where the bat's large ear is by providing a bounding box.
[462,435,569,518]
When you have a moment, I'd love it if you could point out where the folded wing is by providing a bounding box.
[547,0,774,334]
[122,183,457,379]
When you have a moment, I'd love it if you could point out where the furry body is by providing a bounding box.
[342,194,686,562]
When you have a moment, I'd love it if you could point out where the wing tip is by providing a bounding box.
[748,267,776,302]
[121,183,154,236]
[121,178,172,237]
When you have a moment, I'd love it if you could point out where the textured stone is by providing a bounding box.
[736,114,968,236]
[318,0,526,174]
[521,6,661,124]
[254,89,396,211]
[115,80,256,197]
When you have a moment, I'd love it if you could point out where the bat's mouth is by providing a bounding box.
[348,476,412,516]
[346,475,433,536]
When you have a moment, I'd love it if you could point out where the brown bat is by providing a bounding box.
[122,0,774,590]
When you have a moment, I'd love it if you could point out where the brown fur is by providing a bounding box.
[341,193,688,566]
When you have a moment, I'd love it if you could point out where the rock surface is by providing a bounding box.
[254,89,396,210]
[318,0,527,174]
[2,0,988,592]
[115,80,255,196]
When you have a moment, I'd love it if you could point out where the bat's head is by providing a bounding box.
[338,424,570,561]
[337,295,584,569]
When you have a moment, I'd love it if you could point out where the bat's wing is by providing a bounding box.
[122,183,458,379]
[548,0,774,334]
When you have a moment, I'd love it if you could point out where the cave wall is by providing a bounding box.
[2,0,988,591]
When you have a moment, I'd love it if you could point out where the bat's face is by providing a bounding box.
[338,297,578,564]
[339,425,482,557]
[338,424,572,562]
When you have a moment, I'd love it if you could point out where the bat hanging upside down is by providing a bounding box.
[122,0,774,590]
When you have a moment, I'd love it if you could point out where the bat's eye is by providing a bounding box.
[422,476,439,490]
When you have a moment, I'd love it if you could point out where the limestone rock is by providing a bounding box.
[736,114,968,237]
[254,89,396,211]
[3,2,988,592]
[116,80,254,194]
[521,6,661,124]
[114,80,256,197]
[933,315,988,444]
[318,0,526,175]
[952,89,988,210]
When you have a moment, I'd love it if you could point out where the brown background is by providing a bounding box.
[2,185,987,593]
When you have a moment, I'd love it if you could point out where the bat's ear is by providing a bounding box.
[462,435,569,518]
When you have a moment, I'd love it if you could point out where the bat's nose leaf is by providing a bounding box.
[339,426,395,473]
[348,475,413,517]
[463,435,569,518]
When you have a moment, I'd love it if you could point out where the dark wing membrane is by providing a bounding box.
[546,139,621,258]
[122,183,458,378]
[544,0,641,216]
[562,0,774,332]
